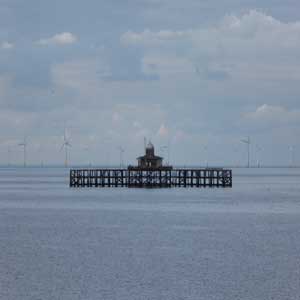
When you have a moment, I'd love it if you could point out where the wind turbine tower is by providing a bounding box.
[241,137,251,168]
[38,146,44,168]
[255,144,263,168]
[18,138,27,167]
[118,146,125,167]
[61,128,72,167]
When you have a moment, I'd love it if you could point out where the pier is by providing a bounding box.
[69,142,232,188]
[70,168,232,188]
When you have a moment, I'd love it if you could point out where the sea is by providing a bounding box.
[0,167,300,300]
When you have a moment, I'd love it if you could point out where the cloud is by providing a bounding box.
[121,10,299,48]
[1,41,14,50]
[102,46,159,82]
[37,32,78,46]
[245,104,300,124]
[120,10,300,81]
[2,7,300,165]
[121,29,189,46]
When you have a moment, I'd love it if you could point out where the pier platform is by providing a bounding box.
[69,168,232,188]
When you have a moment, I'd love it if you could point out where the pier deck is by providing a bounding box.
[69,168,232,188]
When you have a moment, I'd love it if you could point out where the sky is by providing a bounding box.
[0,0,300,166]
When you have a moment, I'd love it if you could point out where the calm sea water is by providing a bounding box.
[1,167,300,300]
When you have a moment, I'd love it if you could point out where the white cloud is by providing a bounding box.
[245,104,300,123]
[0,41,14,50]
[37,32,77,46]
[121,29,189,46]
[121,10,300,49]
[120,10,300,80]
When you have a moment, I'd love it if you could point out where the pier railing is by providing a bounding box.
[69,168,232,188]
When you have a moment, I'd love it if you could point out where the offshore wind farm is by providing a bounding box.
[0,129,299,169]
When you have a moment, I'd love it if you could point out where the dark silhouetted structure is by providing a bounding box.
[129,142,172,171]
[70,142,232,188]
[137,142,163,168]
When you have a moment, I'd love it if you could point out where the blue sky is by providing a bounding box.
[0,0,300,166]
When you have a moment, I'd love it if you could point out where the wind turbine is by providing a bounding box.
[255,144,263,168]
[60,128,72,167]
[37,145,44,168]
[232,146,240,167]
[117,146,125,167]
[241,137,251,168]
[18,137,27,167]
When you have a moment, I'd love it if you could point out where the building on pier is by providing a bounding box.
[129,142,172,171]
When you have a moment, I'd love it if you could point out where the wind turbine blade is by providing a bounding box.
[60,143,65,152]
